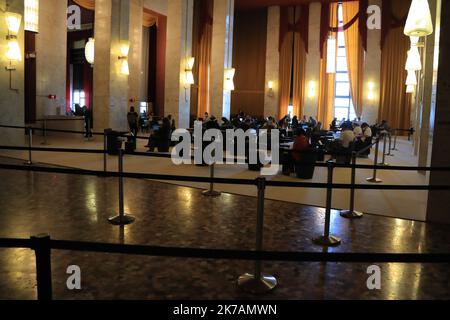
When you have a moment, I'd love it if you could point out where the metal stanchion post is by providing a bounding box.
[41,119,49,146]
[202,163,221,197]
[313,161,341,246]
[340,152,363,219]
[392,133,398,150]
[108,148,135,225]
[103,130,107,174]
[367,137,383,183]
[238,178,278,294]
[25,127,33,165]
[31,234,53,301]
[378,133,389,166]
[387,134,393,156]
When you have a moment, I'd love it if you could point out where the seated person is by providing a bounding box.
[355,123,373,157]
[339,125,355,150]
[146,117,172,152]
[291,129,310,161]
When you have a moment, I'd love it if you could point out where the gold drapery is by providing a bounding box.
[317,3,338,127]
[379,0,412,129]
[278,6,307,119]
[343,1,365,118]
[73,0,95,11]
[143,8,158,27]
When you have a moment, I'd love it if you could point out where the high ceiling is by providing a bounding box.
[235,0,350,10]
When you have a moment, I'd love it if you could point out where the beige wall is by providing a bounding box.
[35,0,67,119]
[0,0,25,146]
[144,0,168,15]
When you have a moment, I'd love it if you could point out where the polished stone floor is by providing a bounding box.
[0,158,450,300]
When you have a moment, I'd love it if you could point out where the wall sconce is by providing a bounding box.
[85,38,95,65]
[224,68,235,91]
[326,36,336,74]
[406,85,415,94]
[118,40,130,75]
[4,11,22,92]
[308,81,316,98]
[406,70,418,86]
[404,0,433,37]
[24,0,39,33]
[267,81,274,97]
[184,57,195,87]
[367,81,375,100]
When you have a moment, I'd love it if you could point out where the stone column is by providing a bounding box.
[0,0,24,146]
[418,0,439,168]
[427,0,450,224]
[304,2,321,118]
[93,0,136,132]
[35,0,67,118]
[263,6,280,118]
[164,0,193,129]
[362,0,382,125]
[210,0,234,119]
[128,0,144,109]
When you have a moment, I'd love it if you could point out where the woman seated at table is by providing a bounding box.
[292,129,311,162]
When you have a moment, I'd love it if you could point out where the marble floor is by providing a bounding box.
[0,133,429,221]
[0,161,450,300]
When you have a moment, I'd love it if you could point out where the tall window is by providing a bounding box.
[334,3,356,121]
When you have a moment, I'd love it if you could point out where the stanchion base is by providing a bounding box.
[237,273,278,294]
[24,161,33,166]
[366,177,383,183]
[202,190,222,197]
[108,214,135,226]
[312,235,341,247]
[340,210,363,219]
[378,162,389,166]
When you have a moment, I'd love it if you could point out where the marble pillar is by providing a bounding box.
[210,0,234,120]
[164,0,193,129]
[304,2,321,118]
[35,0,67,118]
[93,0,139,132]
[362,0,382,125]
[418,0,439,168]
[0,0,24,146]
[427,0,450,224]
[128,0,144,109]
[263,6,280,118]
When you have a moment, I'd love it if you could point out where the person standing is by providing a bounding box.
[82,106,93,139]
[127,107,139,137]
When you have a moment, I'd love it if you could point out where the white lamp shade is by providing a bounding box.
[120,41,130,57]
[404,0,433,37]
[85,38,95,65]
[185,71,195,85]
[224,68,235,91]
[406,85,415,93]
[5,12,22,35]
[6,39,22,61]
[187,57,195,70]
[24,0,39,32]
[308,81,316,98]
[326,36,336,74]
[406,70,417,86]
[121,59,129,75]
[405,46,422,71]
[268,81,274,90]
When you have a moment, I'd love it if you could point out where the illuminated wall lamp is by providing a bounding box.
[367,82,376,101]
[308,81,316,98]
[406,85,415,94]
[184,57,195,88]
[406,70,417,86]
[404,0,433,37]
[24,0,39,33]
[4,12,22,92]
[224,68,235,91]
[118,41,130,75]
[85,38,95,65]
[268,81,274,97]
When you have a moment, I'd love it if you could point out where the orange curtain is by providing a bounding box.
[73,0,95,11]
[379,0,412,130]
[278,6,307,119]
[317,3,338,127]
[143,9,158,28]
[278,32,293,119]
[343,1,365,118]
